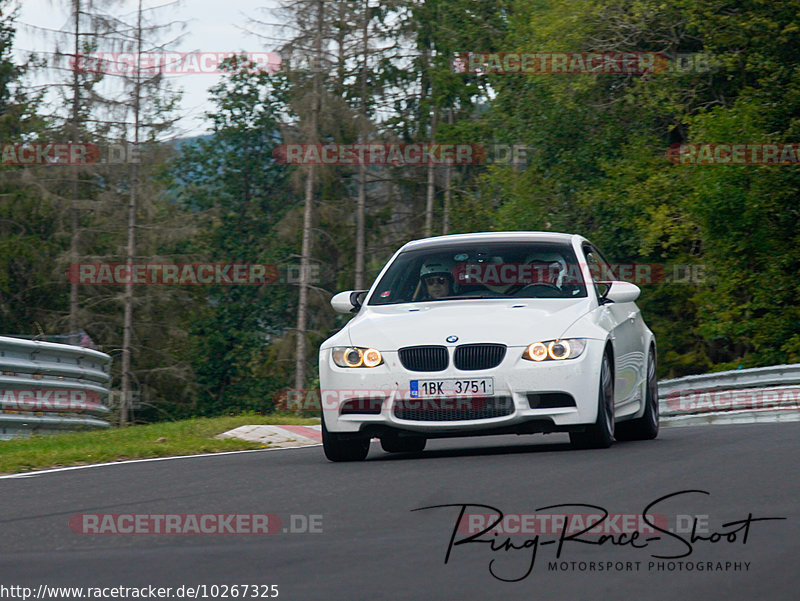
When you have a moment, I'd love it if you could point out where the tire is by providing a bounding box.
[615,346,659,441]
[381,435,426,454]
[322,417,369,462]
[570,350,615,449]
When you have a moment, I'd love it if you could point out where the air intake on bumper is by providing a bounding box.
[394,396,514,421]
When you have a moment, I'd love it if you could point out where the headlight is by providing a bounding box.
[548,340,570,360]
[362,348,383,367]
[523,339,586,361]
[332,346,383,368]
[525,342,548,361]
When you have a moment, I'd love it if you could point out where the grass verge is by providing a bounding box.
[0,414,320,475]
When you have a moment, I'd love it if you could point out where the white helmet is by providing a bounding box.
[524,251,568,286]
[420,259,454,279]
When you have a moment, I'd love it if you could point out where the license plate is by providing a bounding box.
[409,378,494,398]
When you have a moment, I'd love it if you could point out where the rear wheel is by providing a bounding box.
[322,417,370,462]
[570,351,615,449]
[381,435,426,454]
[616,346,659,441]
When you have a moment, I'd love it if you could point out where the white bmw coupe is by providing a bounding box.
[319,231,658,461]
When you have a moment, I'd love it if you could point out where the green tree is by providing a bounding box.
[167,58,297,416]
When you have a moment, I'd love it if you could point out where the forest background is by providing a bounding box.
[1,0,798,423]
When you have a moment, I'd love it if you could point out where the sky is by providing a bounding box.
[13,0,282,138]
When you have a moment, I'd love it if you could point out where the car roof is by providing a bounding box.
[400,231,585,251]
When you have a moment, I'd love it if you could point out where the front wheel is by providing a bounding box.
[570,351,615,449]
[615,346,659,441]
[322,417,370,462]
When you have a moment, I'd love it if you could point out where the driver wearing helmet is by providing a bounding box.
[419,260,454,299]
[524,252,568,288]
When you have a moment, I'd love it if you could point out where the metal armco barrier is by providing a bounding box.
[0,336,112,440]
[658,363,800,420]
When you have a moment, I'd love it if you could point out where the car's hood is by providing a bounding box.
[344,298,593,350]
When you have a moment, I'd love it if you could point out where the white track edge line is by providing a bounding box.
[0,443,323,480]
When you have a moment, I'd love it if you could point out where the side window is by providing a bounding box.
[584,246,616,281]
[583,245,616,298]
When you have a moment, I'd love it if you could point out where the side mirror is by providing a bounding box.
[600,281,641,304]
[330,290,368,314]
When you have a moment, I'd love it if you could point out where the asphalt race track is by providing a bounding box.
[1,422,798,601]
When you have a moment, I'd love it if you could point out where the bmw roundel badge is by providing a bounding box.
[446,335,458,343]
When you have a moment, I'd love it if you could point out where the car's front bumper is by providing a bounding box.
[319,339,605,436]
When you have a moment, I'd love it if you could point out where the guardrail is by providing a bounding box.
[658,363,800,424]
[0,335,112,440]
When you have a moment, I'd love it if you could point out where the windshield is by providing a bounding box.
[368,241,587,305]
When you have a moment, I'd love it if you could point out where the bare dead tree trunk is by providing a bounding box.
[442,165,451,235]
[355,166,366,288]
[442,108,453,235]
[294,0,324,391]
[68,0,80,343]
[120,0,143,426]
[334,0,346,97]
[424,108,437,237]
[294,162,315,391]
[354,0,368,289]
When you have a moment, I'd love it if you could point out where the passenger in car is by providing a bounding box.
[419,261,454,299]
